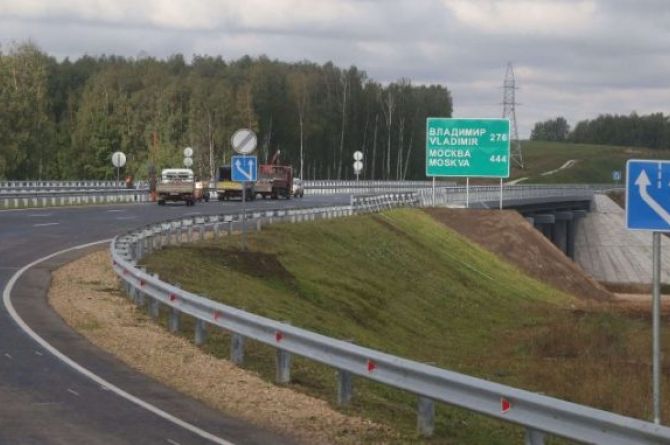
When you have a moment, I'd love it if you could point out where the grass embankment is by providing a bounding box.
[142,209,670,443]
[507,141,670,184]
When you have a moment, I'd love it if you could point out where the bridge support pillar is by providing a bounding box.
[567,210,588,260]
[552,212,574,255]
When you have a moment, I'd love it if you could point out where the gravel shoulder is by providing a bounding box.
[48,249,395,445]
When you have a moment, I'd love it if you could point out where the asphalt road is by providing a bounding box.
[0,195,349,445]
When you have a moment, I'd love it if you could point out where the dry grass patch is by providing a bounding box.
[48,249,397,445]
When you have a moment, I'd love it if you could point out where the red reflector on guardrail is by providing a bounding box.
[213,311,222,320]
[275,331,283,342]
[367,359,376,372]
[501,397,511,414]
[169,294,177,302]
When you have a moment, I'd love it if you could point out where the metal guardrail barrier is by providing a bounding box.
[0,189,149,209]
[109,195,670,444]
[0,180,620,210]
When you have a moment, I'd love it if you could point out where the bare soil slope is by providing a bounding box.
[424,208,613,301]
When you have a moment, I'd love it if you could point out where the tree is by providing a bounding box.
[530,117,570,142]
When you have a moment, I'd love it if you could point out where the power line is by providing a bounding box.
[502,62,524,169]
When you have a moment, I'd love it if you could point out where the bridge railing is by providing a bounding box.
[110,200,670,444]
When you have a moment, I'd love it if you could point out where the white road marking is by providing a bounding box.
[33,222,60,227]
[2,240,235,445]
[4,353,12,359]
[106,209,125,213]
[27,213,53,217]
[115,216,137,220]
[67,388,80,397]
[34,350,43,356]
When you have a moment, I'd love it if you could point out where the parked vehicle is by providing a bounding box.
[292,178,304,198]
[156,168,196,206]
[216,166,254,201]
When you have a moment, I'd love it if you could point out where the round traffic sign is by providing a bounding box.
[353,160,363,173]
[112,151,126,168]
[231,128,257,155]
[353,151,363,161]
[183,147,194,157]
[183,157,193,167]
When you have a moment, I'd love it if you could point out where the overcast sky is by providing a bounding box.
[1,0,668,137]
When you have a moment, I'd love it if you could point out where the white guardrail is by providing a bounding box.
[0,189,149,209]
[110,191,670,444]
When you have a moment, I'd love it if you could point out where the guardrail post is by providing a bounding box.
[525,428,546,445]
[337,369,353,406]
[199,225,205,240]
[149,297,160,319]
[228,221,233,236]
[194,319,206,345]
[187,226,193,243]
[169,307,180,332]
[231,333,245,365]
[276,349,291,384]
[417,396,435,437]
[256,219,262,231]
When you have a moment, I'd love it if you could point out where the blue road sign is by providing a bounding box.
[612,170,622,182]
[626,160,670,231]
[231,155,257,182]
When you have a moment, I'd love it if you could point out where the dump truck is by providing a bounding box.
[255,150,293,200]
[216,165,254,201]
[156,168,196,206]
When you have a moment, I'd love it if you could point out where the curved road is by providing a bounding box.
[0,195,348,445]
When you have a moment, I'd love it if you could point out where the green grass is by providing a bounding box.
[141,210,670,443]
[508,141,670,184]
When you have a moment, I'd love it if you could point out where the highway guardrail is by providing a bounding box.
[110,193,669,444]
[0,189,149,209]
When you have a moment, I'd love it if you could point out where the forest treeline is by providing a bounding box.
[0,42,453,181]
[531,113,670,149]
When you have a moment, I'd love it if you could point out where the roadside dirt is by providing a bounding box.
[424,208,613,301]
[49,250,396,445]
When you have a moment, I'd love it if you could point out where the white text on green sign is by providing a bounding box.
[426,118,510,178]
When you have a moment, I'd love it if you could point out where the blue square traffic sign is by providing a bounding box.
[231,155,257,182]
[626,160,670,231]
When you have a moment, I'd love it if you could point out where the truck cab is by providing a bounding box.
[156,168,196,206]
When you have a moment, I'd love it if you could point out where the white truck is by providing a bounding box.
[156,168,196,206]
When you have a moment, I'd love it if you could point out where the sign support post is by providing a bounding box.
[625,159,670,424]
[242,183,247,251]
[653,231,661,424]
[230,128,258,252]
[466,178,469,208]
[432,177,436,207]
[500,178,503,210]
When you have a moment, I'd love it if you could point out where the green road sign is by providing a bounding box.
[426,118,510,178]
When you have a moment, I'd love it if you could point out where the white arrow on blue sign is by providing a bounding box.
[232,155,257,182]
[626,159,670,231]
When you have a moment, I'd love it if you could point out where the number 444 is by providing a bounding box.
[490,155,507,163]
